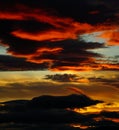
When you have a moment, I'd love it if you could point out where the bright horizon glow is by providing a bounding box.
[72,102,119,114]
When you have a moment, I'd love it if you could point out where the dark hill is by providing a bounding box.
[28,94,102,109]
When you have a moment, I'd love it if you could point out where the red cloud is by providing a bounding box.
[0,5,119,71]
[8,47,63,64]
[99,30,119,45]
[11,18,93,42]
[51,63,119,71]
[0,6,118,43]
[0,12,24,20]
[0,6,94,41]
[11,29,77,42]
[2,9,118,45]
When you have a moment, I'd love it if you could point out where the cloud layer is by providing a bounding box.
[0,0,119,71]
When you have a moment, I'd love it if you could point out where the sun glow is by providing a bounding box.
[72,102,119,114]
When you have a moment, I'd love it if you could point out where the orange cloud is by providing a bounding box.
[11,21,93,42]
[94,117,119,123]
[105,118,119,123]
[36,47,63,55]
[76,78,89,83]
[11,29,77,42]
[100,64,119,70]
[0,7,94,42]
[8,47,62,64]
[0,5,119,71]
[51,65,100,71]
[9,46,62,55]
[27,47,63,64]
[6,9,118,44]
[0,7,94,41]
[0,6,118,43]
[50,62,119,71]
[0,12,24,20]
[99,30,119,45]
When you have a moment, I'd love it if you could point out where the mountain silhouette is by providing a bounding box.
[28,94,102,109]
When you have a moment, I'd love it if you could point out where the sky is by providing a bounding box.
[0,0,119,125]
[0,0,119,129]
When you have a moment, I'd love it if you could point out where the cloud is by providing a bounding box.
[0,1,119,71]
[0,0,116,24]
[0,5,94,42]
[0,76,118,103]
[0,80,102,106]
[0,81,69,100]
[88,75,119,89]
[0,37,107,71]
[91,111,119,128]
[0,55,47,71]
[44,74,79,82]
[99,30,119,45]
[100,111,119,118]
[44,74,90,84]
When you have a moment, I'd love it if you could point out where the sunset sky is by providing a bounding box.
[0,0,119,116]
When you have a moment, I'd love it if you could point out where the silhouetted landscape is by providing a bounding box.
[0,94,119,130]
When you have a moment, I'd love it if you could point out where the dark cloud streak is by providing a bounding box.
[0,55,47,71]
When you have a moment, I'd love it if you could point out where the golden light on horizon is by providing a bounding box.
[71,102,119,114]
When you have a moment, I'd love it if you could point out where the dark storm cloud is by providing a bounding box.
[1,0,118,24]
[0,33,105,71]
[44,74,79,82]
[0,107,91,127]
[88,111,119,129]
[44,73,89,83]
[0,55,47,71]
[100,111,119,118]
[44,73,119,88]
[0,105,85,124]
[0,124,81,130]
[0,0,119,71]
